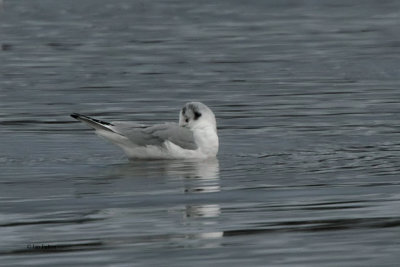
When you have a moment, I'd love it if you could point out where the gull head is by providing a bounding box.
[179,102,217,131]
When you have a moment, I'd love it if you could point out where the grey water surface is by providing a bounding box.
[1,0,400,266]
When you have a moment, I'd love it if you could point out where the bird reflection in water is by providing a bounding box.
[86,158,224,245]
[133,158,224,243]
[146,158,222,221]
[176,159,224,243]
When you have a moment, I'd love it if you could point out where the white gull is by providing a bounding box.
[71,102,219,159]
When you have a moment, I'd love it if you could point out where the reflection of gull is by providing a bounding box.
[79,159,224,246]
[166,158,220,179]
[178,159,223,246]
[71,102,219,159]
[186,204,220,218]
[107,158,220,180]
[179,158,220,194]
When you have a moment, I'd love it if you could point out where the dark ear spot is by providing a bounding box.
[194,112,202,120]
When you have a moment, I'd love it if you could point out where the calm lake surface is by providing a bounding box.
[1,0,400,266]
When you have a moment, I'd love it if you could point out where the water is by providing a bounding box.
[1,0,400,265]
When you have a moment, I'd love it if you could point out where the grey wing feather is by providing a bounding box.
[144,123,198,150]
[111,122,163,147]
[112,122,198,150]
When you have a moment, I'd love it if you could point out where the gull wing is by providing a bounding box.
[71,114,198,150]
[113,122,198,150]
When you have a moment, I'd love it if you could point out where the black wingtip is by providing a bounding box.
[70,113,114,127]
[70,113,81,120]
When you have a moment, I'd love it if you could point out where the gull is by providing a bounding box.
[71,102,219,159]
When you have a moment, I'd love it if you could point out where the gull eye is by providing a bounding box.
[185,118,189,123]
